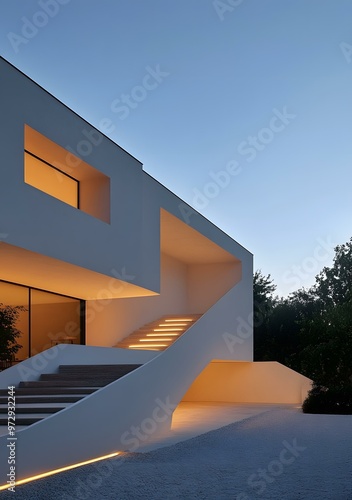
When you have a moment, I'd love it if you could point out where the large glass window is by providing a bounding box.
[30,290,82,355]
[0,281,29,361]
[0,280,84,361]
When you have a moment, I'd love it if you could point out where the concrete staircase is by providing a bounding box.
[0,364,141,427]
[115,314,202,351]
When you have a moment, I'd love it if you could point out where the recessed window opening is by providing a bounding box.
[24,125,111,223]
[24,150,79,208]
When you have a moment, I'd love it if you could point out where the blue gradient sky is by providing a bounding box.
[1,0,352,296]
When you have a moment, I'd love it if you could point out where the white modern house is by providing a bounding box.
[0,57,311,487]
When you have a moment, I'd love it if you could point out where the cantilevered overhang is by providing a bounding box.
[160,209,240,265]
[0,243,156,299]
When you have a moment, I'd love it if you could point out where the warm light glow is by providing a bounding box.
[164,318,193,322]
[146,333,179,337]
[153,328,183,332]
[139,338,173,342]
[129,344,167,348]
[24,151,78,208]
[158,323,188,327]
[0,452,120,491]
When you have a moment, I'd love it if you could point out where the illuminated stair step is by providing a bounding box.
[115,313,202,351]
[146,333,180,337]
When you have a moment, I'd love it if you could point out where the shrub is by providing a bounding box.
[302,384,352,414]
[0,303,24,362]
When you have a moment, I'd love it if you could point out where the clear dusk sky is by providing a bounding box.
[1,0,352,297]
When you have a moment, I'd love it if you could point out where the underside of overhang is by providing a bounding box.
[0,243,156,300]
[160,209,239,265]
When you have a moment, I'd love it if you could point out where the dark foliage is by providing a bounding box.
[0,303,25,361]
[253,237,352,414]
[302,385,352,414]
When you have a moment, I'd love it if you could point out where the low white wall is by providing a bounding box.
[0,345,157,388]
[182,361,312,404]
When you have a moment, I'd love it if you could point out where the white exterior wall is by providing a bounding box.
[86,257,243,346]
[0,273,253,483]
[0,57,256,484]
[0,58,159,294]
[86,254,189,346]
[187,262,241,312]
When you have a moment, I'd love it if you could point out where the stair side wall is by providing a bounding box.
[0,345,157,388]
[0,269,252,484]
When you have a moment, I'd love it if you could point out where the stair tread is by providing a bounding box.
[20,381,113,388]
[0,413,56,418]
[0,396,84,404]
[0,416,45,423]
[58,364,141,369]
[0,363,143,428]
[0,402,69,408]
[115,313,202,351]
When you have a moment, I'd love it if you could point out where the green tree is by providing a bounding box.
[0,303,24,362]
[299,237,352,388]
[313,237,352,310]
[300,300,352,387]
[253,270,277,361]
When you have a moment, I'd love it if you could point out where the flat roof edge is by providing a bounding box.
[0,56,143,166]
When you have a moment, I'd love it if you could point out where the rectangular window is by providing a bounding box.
[24,150,79,208]
[25,125,110,223]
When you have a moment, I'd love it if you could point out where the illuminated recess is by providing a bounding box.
[24,125,110,223]
[0,452,120,491]
[25,151,79,208]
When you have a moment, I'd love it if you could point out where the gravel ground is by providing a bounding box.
[1,407,351,500]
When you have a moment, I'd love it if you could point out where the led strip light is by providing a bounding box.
[0,452,120,491]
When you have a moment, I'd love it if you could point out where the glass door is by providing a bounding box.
[30,290,83,356]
